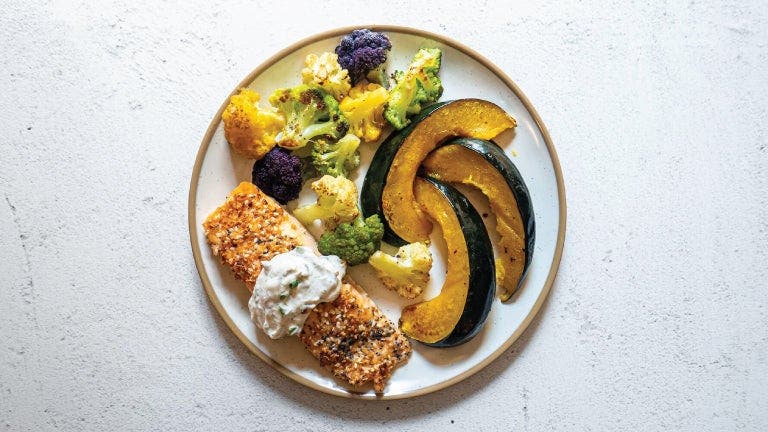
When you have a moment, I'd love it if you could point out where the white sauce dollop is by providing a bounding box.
[248,247,345,339]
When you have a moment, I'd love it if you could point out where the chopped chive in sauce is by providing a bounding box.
[288,280,299,289]
[279,293,287,300]
[278,306,286,316]
[288,325,299,335]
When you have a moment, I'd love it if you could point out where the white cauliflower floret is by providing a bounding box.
[301,52,352,101]
[368,242,433,299]
[292,175,359,229]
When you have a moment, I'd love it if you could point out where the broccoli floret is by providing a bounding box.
[384,47,444,130]
[311,133,361,178]
[339,82,389,143]
[222,88,285,159]
[368,242,433,299]
[269,85,349,150]
[251,147,302,204]
[289,143,320,182]
[297,154,320,183]
[335,29,392,84]
[301,52,352,101]
[318,215,384,266]
[293,175,359,229]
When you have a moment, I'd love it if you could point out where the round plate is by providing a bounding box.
[189,25,566,399]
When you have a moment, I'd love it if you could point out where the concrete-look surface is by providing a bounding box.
[1,1,766,431]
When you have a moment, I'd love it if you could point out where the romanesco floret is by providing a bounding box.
[368,242,432,299]
[339,82,389,143]
[222,88,285,159]
[301,52,352,101]
[384,47,444,130]
[318,215,384,266]
[269,85,349,149]
[292,175,359,229]
[311,133,361,178]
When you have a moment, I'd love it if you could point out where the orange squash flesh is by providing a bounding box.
[422,145,526,299]
[382,99,516,244]
[399,178,471,343]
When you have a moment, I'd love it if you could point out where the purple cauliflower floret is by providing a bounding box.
[335,29,391,84]
[251,147,302,204]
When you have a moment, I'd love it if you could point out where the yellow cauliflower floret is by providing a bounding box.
[222,88,285,160]
[339,82,389,143]
[301,52,352,101]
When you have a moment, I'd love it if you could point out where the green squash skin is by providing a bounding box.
[420,177,496,348]
[361,102,448,246]
[440,137,536,292]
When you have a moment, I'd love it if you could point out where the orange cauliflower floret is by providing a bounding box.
[301,52,352,102]
[339,82,389,143]
[222,88,285,160]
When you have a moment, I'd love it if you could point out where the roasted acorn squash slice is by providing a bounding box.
[361,102,446,245]
[399,177,495,347]
[362,99,516,245]
[422,138,535,300]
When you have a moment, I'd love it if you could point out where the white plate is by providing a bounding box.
[189,25,566,399]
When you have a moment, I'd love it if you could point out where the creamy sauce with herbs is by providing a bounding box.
[248,247,345,339]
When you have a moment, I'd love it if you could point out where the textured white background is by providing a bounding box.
[1,1,767,430]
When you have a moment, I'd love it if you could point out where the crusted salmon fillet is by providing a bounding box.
[202,182,411,392]
[203,182,315,289]
[300,280,411,392]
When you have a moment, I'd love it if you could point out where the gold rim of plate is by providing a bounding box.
[187,25,567,400]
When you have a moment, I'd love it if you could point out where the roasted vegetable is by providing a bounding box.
[364,99,516,245]
[293,175,359,229]
[360,102,446,246]
[318,215,384,266]
[399,177,495,347]
[335,29,392,84]
[222,88,285,159]
[250,148,303,204]
[301,52,352,101]
[310,133,361,178]
[297,155,320,183]
[422,138,535,301]
[365,66,390,89]
[368,242,432,299]
[269,85,349,149]
[383,48,443,130]
[339,82,389,143]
